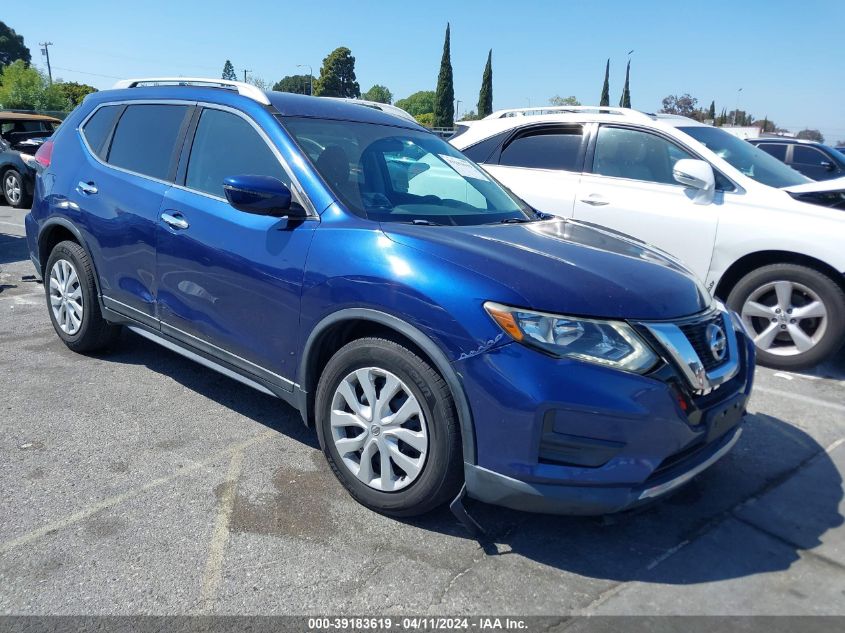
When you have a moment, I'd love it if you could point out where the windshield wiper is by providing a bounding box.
[498,217,532,224]
[407,219,443,226]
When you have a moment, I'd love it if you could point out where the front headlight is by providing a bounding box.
[484,301,658,373]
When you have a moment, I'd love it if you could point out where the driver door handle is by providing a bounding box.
[580,194,609,206]
[161,212,189,230]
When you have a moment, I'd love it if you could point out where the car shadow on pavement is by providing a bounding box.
[97,329,319,450]
[0,232,30,266]
[406,411,843,585]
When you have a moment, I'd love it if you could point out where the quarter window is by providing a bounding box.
[593,126,694,185]
[108,104,189,180]
[793,146,828,166]
[499,127,583,171]
[186,108,289,198]
[757,143,787,161]
[82,106,120,159]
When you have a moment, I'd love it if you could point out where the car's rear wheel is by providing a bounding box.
[727,264,845,370]
[315,337,463,516]
[45,241,120,353]
[3,169,29,208]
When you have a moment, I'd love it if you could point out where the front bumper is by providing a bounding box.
[457,312,755,515]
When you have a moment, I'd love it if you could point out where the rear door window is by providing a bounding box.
[185,108,289,198]
[107,104,189,180]
[498,126,583,171]
[82,106,121,159]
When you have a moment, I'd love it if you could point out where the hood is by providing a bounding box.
[382,219,711,320]
[782,176,845,194]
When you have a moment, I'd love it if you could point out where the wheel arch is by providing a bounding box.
[38,218,106,307]
[714,250,845,300]
[299,308,477,465]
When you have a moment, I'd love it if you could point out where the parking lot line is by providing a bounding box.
[198,447,246,614]
[0,220,24,229]
[0,430,273,556]
[753,386,845,414]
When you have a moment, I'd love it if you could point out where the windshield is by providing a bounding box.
[282,117,532,225]
[679,126,810,189]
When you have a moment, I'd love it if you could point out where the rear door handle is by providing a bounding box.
[579,194,609,206]
[161,212,189,230]
[77,181,98,195]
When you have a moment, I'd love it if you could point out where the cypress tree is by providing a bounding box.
[618,60,631,108]
[708,100,716,121]
[599,59,610,107]
[222,60,237,81]
[477,49,493,118]
[433,23,455,128]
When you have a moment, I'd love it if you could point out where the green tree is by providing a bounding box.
[660,94,699,117]
[0,60,67,110]
[314,47,360,98]
[362,84,393,104]
[395,90,435,117]
[221,60,236,81]
[599,59,610,107]
[415,112,435,127]
[0,21,31,68]
[549,95,580,106]
[272,74,311,94]
[797,129,824,143]
[476,49,493,118]
[54,81,97,108]
[433,23,454,127]
[618,60,631,108]
[708,100,716,121]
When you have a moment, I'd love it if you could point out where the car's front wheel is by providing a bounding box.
[315,337,463,516]
[3,169,29,208]
[727,263,845,370]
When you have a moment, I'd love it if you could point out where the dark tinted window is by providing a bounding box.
[594,126,693,184]
[108,105,188,180]
[186,109,289,197]
[757,143,787,161]
[82,106,120,159]
[461,131,508,164]
[499,127,582,170]
[793,146,827,166]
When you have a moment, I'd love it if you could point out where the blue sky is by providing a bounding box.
[5,0,844,142]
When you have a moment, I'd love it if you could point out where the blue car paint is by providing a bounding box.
[26,85,755,515]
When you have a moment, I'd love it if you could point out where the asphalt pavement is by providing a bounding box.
[1,203,843,617]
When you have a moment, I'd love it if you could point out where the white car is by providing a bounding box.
[450,106,845,370]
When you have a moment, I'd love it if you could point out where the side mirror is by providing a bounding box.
[223,175,306,218]
[673,158,715,204]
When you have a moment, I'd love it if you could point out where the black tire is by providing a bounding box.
[3,169,30,209]
[315,337,463,517]
[727,263,845,370]
[44,240,120,353]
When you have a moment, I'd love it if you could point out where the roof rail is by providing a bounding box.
[485,105,652,122]
[111,77,271,106]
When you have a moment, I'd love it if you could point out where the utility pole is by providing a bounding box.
[243,69,251,83]
[455,99,461,122]
[296,64,313,95]
[40,42,53,85]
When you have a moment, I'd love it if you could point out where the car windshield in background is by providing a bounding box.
[679,126,810,189]
[281,117,532,225]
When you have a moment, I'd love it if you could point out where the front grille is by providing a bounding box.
[680,313,728,372]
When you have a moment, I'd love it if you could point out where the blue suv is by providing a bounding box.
[25,79,755,517]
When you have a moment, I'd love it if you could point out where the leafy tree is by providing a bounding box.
[314,47,360,98]
[477,49,493,118]
[797,129,825,143]
[395,90,435,117]
[246,75,270,90]
[549,95,580,106]
[362,84,393,104]
[221,60,236,81]
[433,23,454,127]
[660,94,699,117]
[618,60,631,108]
[0,60,67,110]
[0,22,31,68]
[708,100,716,121]
[459,109,480,121]
[415,112,435,127]
[272,74,311,94]
[726,109,754,126]
[54,81,97,108]
[599,59,610,107]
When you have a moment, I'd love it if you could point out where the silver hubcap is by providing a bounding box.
[49,259,83,335]
[4,174,20,204]
[330,367,428,492]
[741,280,828,357]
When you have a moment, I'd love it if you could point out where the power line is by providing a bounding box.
[51,66,123,80]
